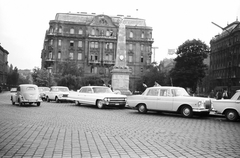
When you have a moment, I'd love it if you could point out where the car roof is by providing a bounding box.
[19,84,38,87]
[51,86,68,88]
[81,86,109,88]
[146,86,184,89]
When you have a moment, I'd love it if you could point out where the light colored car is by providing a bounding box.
[212,90,240,121]
[127,86,212,117]
[67,86,127,109]
[38,87,50,101]
[11,84,42,106]
[45,86,69,103]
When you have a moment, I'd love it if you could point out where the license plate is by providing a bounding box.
[115,103,119,105]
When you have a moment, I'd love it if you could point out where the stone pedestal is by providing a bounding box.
[111,67,132,95]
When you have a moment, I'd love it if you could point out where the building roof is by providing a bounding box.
[211,20,240,42]
[55,12,147,27]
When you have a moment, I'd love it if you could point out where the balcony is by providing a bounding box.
[88,35,117,39]
[103,60,115,65]
[89,60,100,64]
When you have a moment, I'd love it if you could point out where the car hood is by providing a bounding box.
[94,93,126,98]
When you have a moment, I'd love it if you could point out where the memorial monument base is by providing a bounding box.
[111,67,132,95]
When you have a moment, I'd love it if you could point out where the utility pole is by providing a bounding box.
[152,47,158,62]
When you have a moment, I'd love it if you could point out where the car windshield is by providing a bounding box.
[57,88,69,92]
[39,87,50,92]
[92,87,113,93]
[174,88,190,96]
[25,87,36,91]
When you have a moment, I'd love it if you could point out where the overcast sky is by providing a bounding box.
[0,0,240,70]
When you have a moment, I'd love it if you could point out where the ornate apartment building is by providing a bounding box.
[41,12,154,91]
[210,19,240,94]
[0,44,9,90]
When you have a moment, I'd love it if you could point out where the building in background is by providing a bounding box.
[0,44,9,91]
[210,19,240,96]
[41,12,154,92]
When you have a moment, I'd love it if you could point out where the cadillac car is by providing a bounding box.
[67,86,127,109]
[127,86,212,118]
[212,90,240,121]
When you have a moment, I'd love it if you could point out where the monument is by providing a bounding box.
[111,19,132,95]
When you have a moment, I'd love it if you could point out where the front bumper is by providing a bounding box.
[192,108,210,113]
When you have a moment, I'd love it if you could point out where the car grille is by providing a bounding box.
[205,100,212,109]
[109,97,126,102]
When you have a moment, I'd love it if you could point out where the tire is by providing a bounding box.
[37,102,40,106]
[181,105,193,118]
[96,100,105,109]
[11,97,15,105]
[55,97,60,103]
[47,97,50,102]
[75,101,80,106]
[225,110,239,121]
[137,104,147,114]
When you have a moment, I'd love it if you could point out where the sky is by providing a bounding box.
[0,0,240,70]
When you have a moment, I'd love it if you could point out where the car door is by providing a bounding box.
[144,88,160,110]
[155,89,173,111]
[77,88,91,104]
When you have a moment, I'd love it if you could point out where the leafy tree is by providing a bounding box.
[170,39,209,93]
[32,67,54,86]
[57,59,83,77]
[7,64,19,87]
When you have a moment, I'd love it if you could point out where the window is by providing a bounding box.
[70,41,74,46]
[141,32,144,38]
[141,45,144,51]
[58,40,61,46]
[78,41,82,47]
[69,52,74,59]
[106,43,109,49]
[70,28,74,34]
[49,52,52,59]
[50,39,53,45]
[58,51,61,59]
[147,89,159,96]
[105,54,109,61]
[91,29,95,35]
[160,89,170,97]
[129,44,132,50]
[106,30,110,36]
[109,43,113,49]
[130,31,133,38]
[79,29,83,35]
[109,54,113,61]
[78,53,82,60]
[95,55,98,61]
[59,26,62,33]
[129,55,133,62]
[90,42,94,48]
[141,55,144,62]
[95,42,98,48]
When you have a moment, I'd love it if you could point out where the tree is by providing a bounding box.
[170,39,209,93]
[7,64,19,87]
[32,68,54,86]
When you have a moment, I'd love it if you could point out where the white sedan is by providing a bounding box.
[67,86,127,109]
[127,86,212,118]
[212,90,240,121]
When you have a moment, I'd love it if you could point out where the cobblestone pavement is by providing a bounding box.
[0,92,240,158]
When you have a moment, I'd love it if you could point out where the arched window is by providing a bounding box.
[70,28,74,34]
[79,28,83,35]
[141,32,144,38]
[91,29,95,35]
[59,26,62,33]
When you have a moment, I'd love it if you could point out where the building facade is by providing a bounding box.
[41,12,154,92]
[210,19,240,95]
[0,45,9,91]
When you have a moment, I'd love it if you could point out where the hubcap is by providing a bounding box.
[98,101,103,108]
[139,105,145,112]
[183,108,190,116]
[228,112,235,120]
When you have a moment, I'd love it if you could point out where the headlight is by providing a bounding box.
[103,98,110,102]
[198,101,205,107]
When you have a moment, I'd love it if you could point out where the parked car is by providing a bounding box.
[10,87,17,93]
[127,86,212,117]
[38,87,50,101]
[10,84,42,106]
[212,90,240,121]
[67,86,127,109]
[45,86,69,103]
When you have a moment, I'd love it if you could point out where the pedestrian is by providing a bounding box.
[209,90,215,98]
[222,89,229,99]
[216,90,223,100]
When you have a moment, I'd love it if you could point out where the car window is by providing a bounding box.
[58,88,69,92]
[160,89,171,97]
[146,89,159,96]
[79,88,87,93]
[26,87,36,91]
[93,87,112,93]
[173,88,189,97]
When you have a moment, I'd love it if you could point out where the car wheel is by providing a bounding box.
[75,101,80,106]
[138,104,147,114]
[225,110,239,121]
[55,97,60,103]
[181,105,193,118]
[47,97,50,102]
[37,102,40,106]
[11,97,15,105]
[96,100,105,109]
